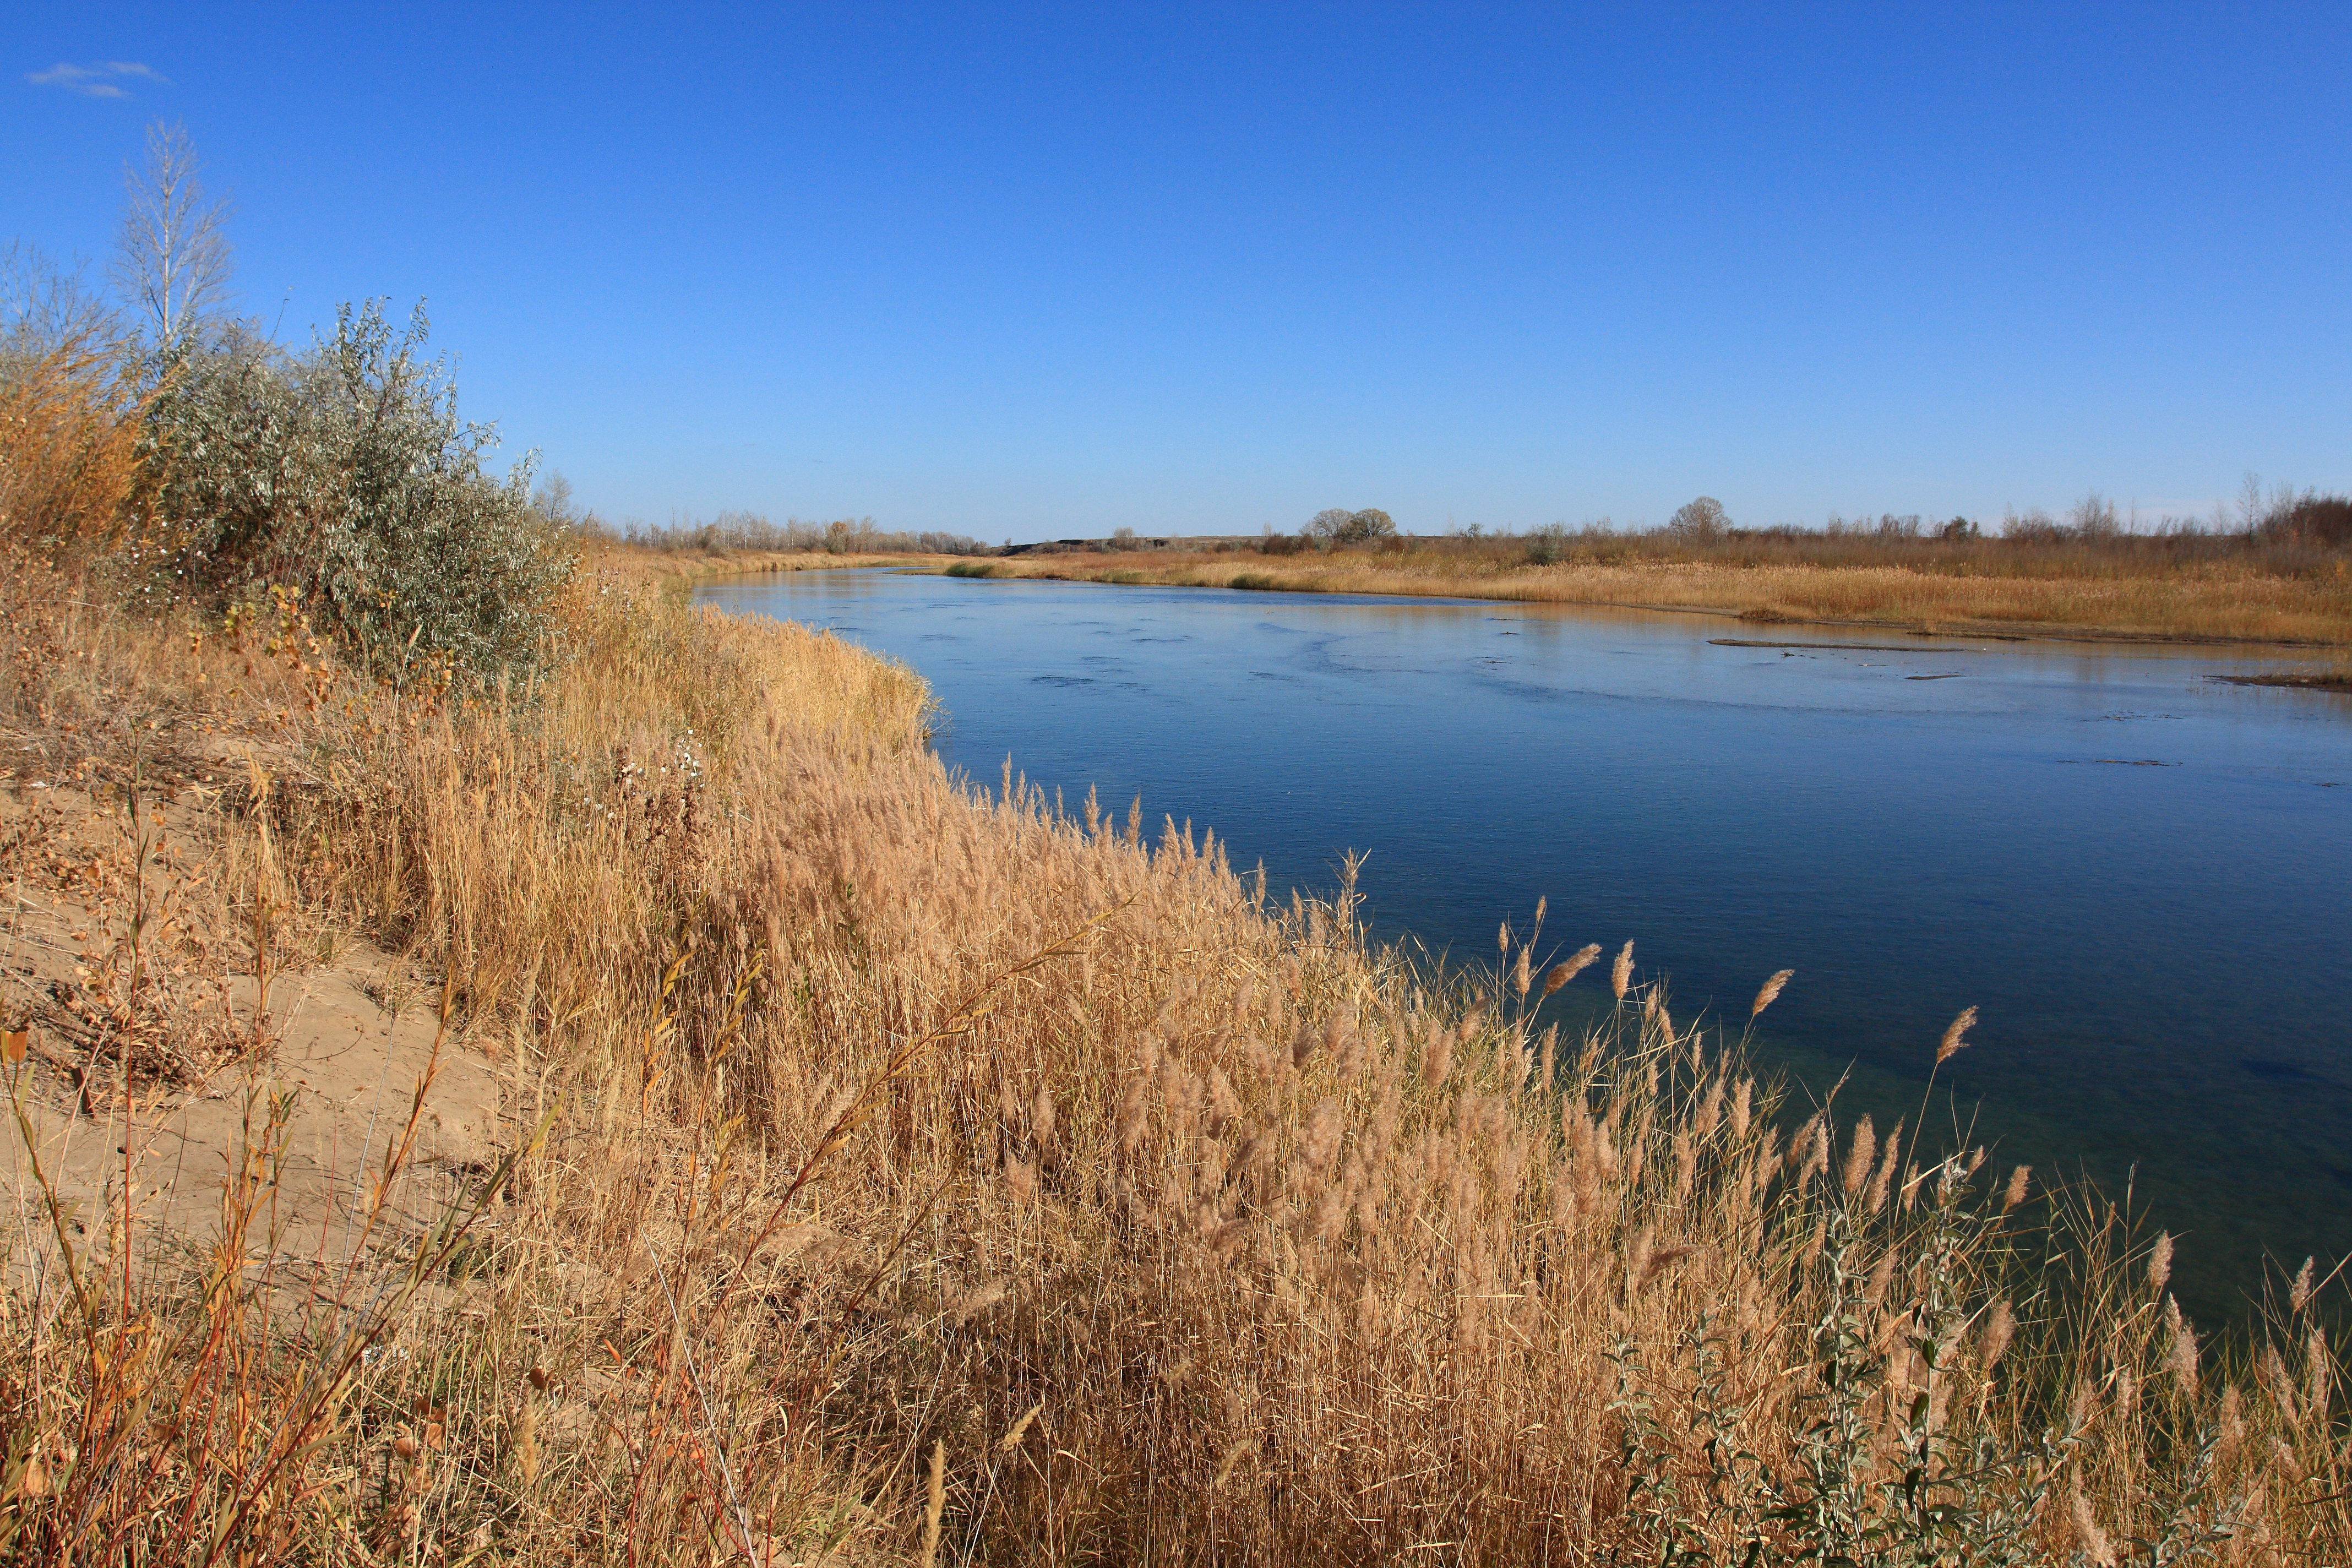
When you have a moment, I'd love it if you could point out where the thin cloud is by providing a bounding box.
[28,61,169,98]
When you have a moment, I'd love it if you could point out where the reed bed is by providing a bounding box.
[944,549,2352,645]
[3,542,2347,1564]
[4,357,2348,1560]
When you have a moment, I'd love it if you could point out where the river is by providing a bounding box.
[699,568,2352,1322]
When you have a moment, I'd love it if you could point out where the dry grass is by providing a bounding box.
[2,368,2347,1561]
[611,547,965,582]
[1,547,2345,1562]
[940,544,2352,646]
[0,333,147,568]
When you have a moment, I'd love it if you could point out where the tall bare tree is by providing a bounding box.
[111,121,235,352]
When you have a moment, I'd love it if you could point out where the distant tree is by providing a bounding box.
[1666,496,1729,541]
[2237,471,2280,534]
[1525,522,1569,564]
[532,470,579,528]
[2277,493,2352,546]
[2068,491,2120,538]
[2245,484,2352,546]
[1112,526,1139,548]
[112,122,236,354]
[1309,507,1397,543]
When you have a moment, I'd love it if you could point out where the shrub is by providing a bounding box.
[2258,493,2352,548]
[141,300,571,681]
[2001,507,2065,542]
[1309,507,1398,544]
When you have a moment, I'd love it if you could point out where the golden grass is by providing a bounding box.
[2,533,2346,1562]
[2,358,2346,1560]
[935,548,2352,645]
[0,332,147,566]
[619,547,961,584]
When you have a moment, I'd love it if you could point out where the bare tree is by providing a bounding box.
[2067,489,2120,538]
[1666,496,1729,541]
[111,121,235,352]
[532,470,580,527]
[1,239,119,359]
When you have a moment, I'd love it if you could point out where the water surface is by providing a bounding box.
[701,570,2352,1321]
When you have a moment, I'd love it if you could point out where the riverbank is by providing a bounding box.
[4,541,2346,1561]
[924,546,2352,646]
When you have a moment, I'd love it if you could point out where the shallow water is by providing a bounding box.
[700,570,2352,1321]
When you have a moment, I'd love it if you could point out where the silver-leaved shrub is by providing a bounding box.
[141,300,571,681]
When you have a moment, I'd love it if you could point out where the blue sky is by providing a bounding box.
[6,3,2348,539]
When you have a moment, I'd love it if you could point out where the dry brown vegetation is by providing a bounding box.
[3,355,2349,1564]
[943,529,2352,646]
[0,330,147,565]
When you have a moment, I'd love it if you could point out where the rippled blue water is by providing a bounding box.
[700,569,2352,1319]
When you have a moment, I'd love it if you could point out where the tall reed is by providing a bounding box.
[2,543,2345,1562]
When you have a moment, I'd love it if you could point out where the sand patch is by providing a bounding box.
[3,759,504,1276]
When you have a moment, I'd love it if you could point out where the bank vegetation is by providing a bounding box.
[939,493,2352,649]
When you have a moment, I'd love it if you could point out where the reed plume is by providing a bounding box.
[1611,940,1634,1001]
[1546,943,1603,995]
[1981,1298,2015,1370]
[1842,1114,1876,1195]
[1750,968,1794,1017]
[919,1440,946,1568]
[1937,1005,1979,1064]
[1865,1120,1902,1213]
[2169,1305,2201,1396]
[2072,1491,2117,1567]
